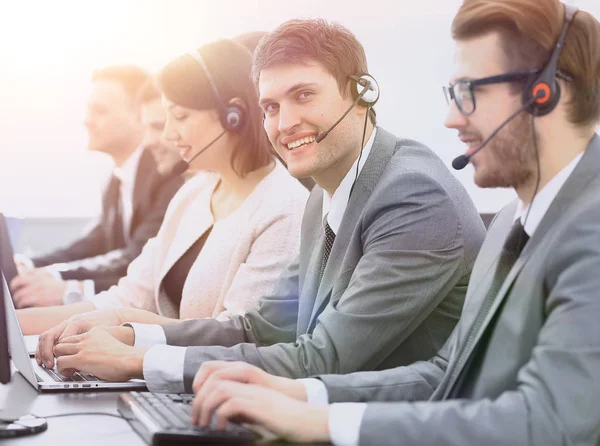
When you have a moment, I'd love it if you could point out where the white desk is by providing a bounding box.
[1,371,329,445]
[0,371,144,445]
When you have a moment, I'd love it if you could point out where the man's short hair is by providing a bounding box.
[252,19,376,124]
[452,0,600,128]
[92,65,150,101]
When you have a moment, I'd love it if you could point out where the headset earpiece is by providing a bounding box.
[523,72,563,116]
[222,99,245,132]
[349,73,380,107]
[523,4,578,116]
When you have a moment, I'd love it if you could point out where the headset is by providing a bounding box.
[349,73,380,108]
[522,4,578,116]
[187,49,246,132]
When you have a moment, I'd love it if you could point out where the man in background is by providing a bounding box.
[137,77,182,176]
[12,65,184,308]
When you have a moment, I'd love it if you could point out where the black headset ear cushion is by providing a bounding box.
[522,75,561,117]
[223,104,244,131]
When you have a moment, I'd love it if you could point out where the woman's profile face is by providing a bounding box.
[161,96,227,170]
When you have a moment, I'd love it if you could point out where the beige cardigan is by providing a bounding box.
[91,162,308,320]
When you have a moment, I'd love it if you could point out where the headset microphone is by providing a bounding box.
[452,95,540,170]
[315,74,379,144]
[170,130,227,175]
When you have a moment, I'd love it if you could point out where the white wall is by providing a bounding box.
[0,0,598,217]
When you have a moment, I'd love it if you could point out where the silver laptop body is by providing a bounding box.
[3,275,146,391]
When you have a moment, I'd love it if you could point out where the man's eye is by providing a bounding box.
[265,104,279,114]
[298,91,313,100]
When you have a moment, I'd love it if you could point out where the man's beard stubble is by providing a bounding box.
[475,112,537,190]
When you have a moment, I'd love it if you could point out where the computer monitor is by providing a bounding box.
[0,271,11,384]
[0,270,48,438]
[0,214,19,290]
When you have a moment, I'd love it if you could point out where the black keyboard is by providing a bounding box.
[40,366,98,382]
[118,392,259,445]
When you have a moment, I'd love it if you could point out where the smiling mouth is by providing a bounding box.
[286,135,316,151]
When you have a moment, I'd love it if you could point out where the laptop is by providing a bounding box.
[2,274,146,391]
[0,214,20,291]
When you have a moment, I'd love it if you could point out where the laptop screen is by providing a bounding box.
[0,271,12,384]
[0,214,19,290]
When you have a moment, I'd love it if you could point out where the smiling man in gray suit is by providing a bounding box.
[39,20,484,393]
[187,1,600,445]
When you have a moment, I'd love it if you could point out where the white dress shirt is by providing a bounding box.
[302,151,584,446]
[113,146,144,241]
[129,128,378,394]
[322,128,377,234]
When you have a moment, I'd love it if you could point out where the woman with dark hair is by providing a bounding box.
[18,38,308,335]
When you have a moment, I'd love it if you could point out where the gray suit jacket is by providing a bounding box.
[319,134,600,446]
[161,128,485,392]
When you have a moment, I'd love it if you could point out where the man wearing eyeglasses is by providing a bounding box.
[185,1,600,445]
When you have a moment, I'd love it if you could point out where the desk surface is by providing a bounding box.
[0,371,144,445]
[1,371,330,445]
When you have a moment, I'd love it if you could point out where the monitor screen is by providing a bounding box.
[0,271,11,384]
[0,214,19,290]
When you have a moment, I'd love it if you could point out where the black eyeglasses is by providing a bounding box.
[443,69,572,116]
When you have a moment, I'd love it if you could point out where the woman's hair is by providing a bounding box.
[158,39,272,177]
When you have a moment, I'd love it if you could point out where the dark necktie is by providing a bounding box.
[110,176,125,247]
[445,219,529,397]
[318,221,336,286]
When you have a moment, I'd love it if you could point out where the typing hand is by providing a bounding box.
[36,310,127,368]
[36,318,91,369]
[53,327,144,381]
[192,361,307,402]
[11,269,66,308]
[13,253,34,272]
[191,380,329,443]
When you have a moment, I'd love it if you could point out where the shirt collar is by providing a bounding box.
[322,127,377,234]
[514,152,583,236]
[113,146,144,185]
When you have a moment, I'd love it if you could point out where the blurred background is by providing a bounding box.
[0,0,598,251]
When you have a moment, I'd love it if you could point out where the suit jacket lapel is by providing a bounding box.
[156,180,215,295]
[445,133,600,395]
[307,128,399,328]
[297,191,326,335]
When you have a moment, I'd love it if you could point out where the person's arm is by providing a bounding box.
[31,218,107,267]
[317,327,454,403]
[17,301,96,335]
[58,173,183,292]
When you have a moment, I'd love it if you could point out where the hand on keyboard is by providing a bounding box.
[190,379,330,443]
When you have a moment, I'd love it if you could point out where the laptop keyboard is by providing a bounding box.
[40,366,99,382]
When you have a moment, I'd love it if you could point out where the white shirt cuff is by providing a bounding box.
[82,280,95,298]
[298,378,329,405]
[143,344,187,394]
[125,323,167,349]
[63,280,82,304]
[329,403,367,446]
